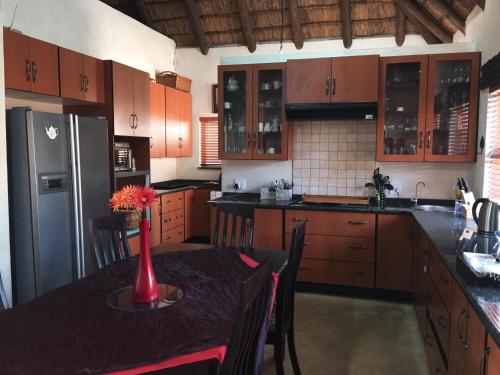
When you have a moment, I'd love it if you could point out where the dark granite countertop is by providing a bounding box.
[151,179,220,195]
[209,194,500,346]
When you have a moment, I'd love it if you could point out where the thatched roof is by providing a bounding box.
[101,0,484,54]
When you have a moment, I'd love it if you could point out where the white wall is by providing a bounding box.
[454,2,500,197]
[0,0,178,301]
[175,33,478,196]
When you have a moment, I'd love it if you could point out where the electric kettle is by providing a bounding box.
[472,198,500,235]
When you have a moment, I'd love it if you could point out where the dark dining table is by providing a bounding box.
[0,245,287,375]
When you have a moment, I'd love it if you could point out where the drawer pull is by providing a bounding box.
[348,220,368,225]
[437,316,448,330]
[349,271,366,276]
[304,242,310,246]
[438,274,449,284]
[177,232,182,235]
[292,217,310,222]
[348,245,367,250]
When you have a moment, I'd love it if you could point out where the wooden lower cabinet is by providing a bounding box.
[253,209,283,250]
[428,274,451,358]
[297,259,374,287]
[161,191,185,213]
[424,317,448,375]
[162,226,185,243]
[163,208,184,231]
[128,234,140,256]
[150,200,161,248]
[429,246,453,312]
[184,188,194,240]
[160,191,186,244]
[486,336,500,375]
[191,189,211,237]
[376,214,414,292]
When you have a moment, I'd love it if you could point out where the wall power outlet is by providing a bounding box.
[233,178,247,191]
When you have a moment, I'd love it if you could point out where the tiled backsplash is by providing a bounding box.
[292,120,377,196]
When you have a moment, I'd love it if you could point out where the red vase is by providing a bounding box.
[132,219,159,303]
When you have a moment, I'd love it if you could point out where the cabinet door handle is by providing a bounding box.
[150,137,154,149]
[253,132,257,149]
[458,309,469,349]
[348,220,367,225]
[178,137,182,149]
[134,114,139,129]
[84,75,89,92]
[247,132,251,148]
[480,347,490,375]
[325,76,330,96]
[129,114,135,129]
[304,242,310,246]
[25,60,31,81]
[292,217,310,222]
[437,316,448,330]
[79,73,84,92]
[426,130,431,149]
[348,245,367,250]
[332,76,336,96]
[419,131,423,148]
[31,62,37,82]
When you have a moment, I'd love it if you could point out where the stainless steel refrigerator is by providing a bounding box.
[7,108,111,304]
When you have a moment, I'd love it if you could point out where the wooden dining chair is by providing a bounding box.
[266,220,306,375]
[212,204,255,250]
[88,213,132,270]
[220,259,274,375]
[0,272,9,311]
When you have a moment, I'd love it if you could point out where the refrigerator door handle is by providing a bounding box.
[69,115,85,279]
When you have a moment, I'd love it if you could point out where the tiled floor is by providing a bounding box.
[262,293,430,375]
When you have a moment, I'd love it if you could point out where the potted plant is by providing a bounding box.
[110,185,159,303]
[365,168,394,209]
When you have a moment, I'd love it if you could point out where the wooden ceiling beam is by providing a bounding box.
[287,0,304,50]
[396,2,440,44]
[396,0,452,43]
[475,0,486,10]
[395,6,406,46]
[236,0,256,53]
[418,0,465,33]
[183,0,210,55]
[339,0,352,48]
[134,0,158,31]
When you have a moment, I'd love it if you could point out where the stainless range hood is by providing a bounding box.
[285,102,377,121]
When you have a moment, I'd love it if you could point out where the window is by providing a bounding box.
[199,116,221,168]
[485,89,500,202]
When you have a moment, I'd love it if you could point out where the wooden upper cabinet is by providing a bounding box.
[112,62,135,136]
[82,55,104,103]
[425,52,480,162]
[4,29,32,92]
[111,61,150,137]
[179,90,192,157]
[376,214,413,292]
[3,29,59,96]
[132,69,151,137]
[59,48,85,101]
[59,48,104,103]
[28,38,59,96]
[486,336,500,375]
[286,58,331,104]
[376,55,428,162]
[165,87,181,157]
[331,55,379,103]
[150,82,166,158]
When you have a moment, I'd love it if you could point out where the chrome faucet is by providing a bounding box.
[411,182,426,205]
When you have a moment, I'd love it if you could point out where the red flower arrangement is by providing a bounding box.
[110,185,158,225]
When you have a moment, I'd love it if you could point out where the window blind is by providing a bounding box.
[199,116,221,168]
[485,89,500,202]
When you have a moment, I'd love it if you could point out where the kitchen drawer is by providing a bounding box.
[429,248,452,312]
[285,210,375,237]
[162,226,185,243]
[285,233,374,263]
[128,234,140,256]
[298,259,374,288]
[424,317,448,375]
[428,276,450,358]
[161,191,185,213]
[163,208,185,231]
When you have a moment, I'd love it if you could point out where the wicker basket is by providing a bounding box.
[118,209,141,229]
[156,71,192,93]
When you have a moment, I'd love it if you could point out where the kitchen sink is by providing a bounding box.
[462,252,500,278]
[412,205,454,213]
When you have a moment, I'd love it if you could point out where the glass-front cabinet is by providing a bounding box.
[425,53,479,162]
[218,63,288,160]
[377,52,480,162]
[377,55,428,161]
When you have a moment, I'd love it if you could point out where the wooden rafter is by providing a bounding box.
[396,0,452,43]
[396,2,440,44]
[339,0,352,48]
[418,0,465,33]
[475,0,485,10]
[287,0,304,50]
[236,0,256,53]
[183,0,210,55]
[134,0,158,31]
[395,6,406,46]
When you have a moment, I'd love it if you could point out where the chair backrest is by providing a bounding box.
[220,260,273,375]
[213,204,255,250]
[274,220,306,334]
[0,272,8,311]
[88,213,132,270]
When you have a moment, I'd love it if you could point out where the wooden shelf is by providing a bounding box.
[115,170,150,178]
